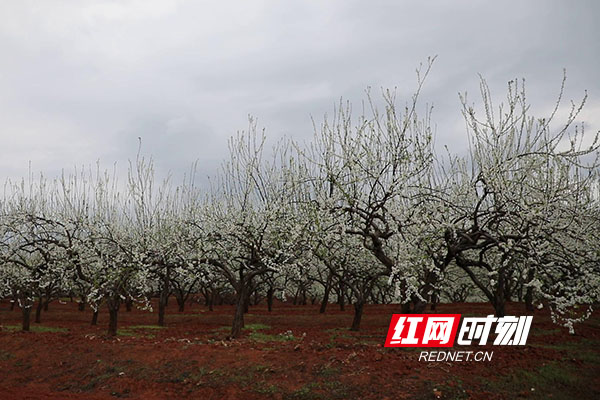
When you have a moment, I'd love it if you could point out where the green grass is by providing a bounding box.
[248,331,297,342]
[314,366,340,377]
[478,334,600,399]
[480,359,598,399]
[530,339,600,364]
[2,325,68,333]
[286,381,349,400]
[216,323,270,333]
[253,383,280,395]
[117,325,164,337]
[128,325,164,330]
[116,329,136,337]
[244,323,271,331]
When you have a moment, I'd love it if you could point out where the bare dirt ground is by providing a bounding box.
[0,300,598,399]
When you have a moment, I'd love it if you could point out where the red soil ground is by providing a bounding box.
[0,300,598,399]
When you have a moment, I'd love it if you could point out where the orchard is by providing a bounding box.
[2,64,598,342]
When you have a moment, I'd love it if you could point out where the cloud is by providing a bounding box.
[0,0,598,184]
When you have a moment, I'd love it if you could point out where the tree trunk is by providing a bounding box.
[350,301,365,331]
[208,291,214,311]
[337,282,346,311]
[77,295,86,311]
[493,269,506,317]
[412,297,427,313]
[524,289,534,312]
[158,293,167,326]
[91,309,99,326]
[107,299,120,336]
[175,293,185,312]
[231,285,247,338]
[524,269,535,312]
[35,297,43,323]
[430,292,438,311]
[494,300,506,317]
[125,298,133,312]
[401,301,411,313]
[266,287,274,312]
[22,306,32,332]
[243,288,251,314]
[320,277,332,314]
[158,274,170,326]
[253,290,260,306]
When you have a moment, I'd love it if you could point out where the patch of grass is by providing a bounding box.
[285,381,351,400]
[129,325,163,330]
[314,366,340,377]
[321,380,350,398]
[288,382,320,400]
[480,361,597,399]
[250,364,272,373]
[254,383,279,395]
[117,325,164,338]
[530,339,600,364]
[248,331,296,342]
[2,325,68,333]
[2,325,20,332]
[80,371,114,391]
[244,323,271,331]
[324,331,353,348]
[57,362,126,392]
[215,323,275,337]
[116,329,136,337]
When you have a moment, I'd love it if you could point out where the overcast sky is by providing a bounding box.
[1,0,599,184]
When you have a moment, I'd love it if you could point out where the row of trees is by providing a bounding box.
[2,61,599,336]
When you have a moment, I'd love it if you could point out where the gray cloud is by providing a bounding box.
[1,0,598,184]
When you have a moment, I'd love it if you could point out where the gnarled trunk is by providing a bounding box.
[231,285,247,338]
[320,275,333,314]
[350,301,365,331]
